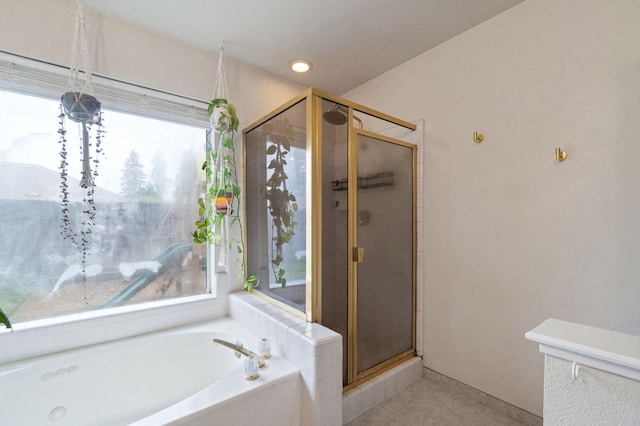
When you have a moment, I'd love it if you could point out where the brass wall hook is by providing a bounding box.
[473,131,484,143]
[554,147,567,162]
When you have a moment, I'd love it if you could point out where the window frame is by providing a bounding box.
[0,51,217,333]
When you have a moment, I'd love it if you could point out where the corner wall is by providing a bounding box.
[343,0,640,415]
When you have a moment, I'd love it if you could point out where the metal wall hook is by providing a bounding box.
[555,147,567,162]
[473,131,484,143]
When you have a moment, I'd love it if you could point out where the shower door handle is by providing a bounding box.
[352,247,364,263]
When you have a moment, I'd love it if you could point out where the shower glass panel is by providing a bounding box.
[320,99,350,383]
[355,131,415,375]
[245,100,307,311]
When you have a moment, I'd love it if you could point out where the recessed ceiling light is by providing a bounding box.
[289,59,312,73]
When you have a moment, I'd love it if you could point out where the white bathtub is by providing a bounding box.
[0,317,300,426]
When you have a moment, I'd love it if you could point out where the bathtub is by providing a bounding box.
[0,317,300,426]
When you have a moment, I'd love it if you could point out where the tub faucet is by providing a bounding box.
[213,338,265,368]
[0,308,12,331]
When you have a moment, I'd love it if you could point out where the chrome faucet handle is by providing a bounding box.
[233,340,244,359]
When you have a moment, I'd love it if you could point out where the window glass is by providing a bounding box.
[0,89,207,322]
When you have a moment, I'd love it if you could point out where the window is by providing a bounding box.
[0,61,209,323]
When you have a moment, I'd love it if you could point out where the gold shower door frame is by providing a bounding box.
[346,128,417,388]
[243,88,417,389]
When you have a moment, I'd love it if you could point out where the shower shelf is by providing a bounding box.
[331,171,394,191]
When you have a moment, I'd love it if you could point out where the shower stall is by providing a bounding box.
[243,88,417,388]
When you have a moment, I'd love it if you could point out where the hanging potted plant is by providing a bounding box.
[193,97,257,291]
[193,98,240,246]
[193,47,260,291]
[58,0,105,289]
[191,49,257,292]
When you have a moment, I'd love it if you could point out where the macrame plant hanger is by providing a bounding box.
[210,45,235,272]
[58,0,105,291]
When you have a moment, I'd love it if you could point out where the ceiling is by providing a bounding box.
[82,0,525,94]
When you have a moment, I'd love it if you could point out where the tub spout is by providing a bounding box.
[213,338,265,368]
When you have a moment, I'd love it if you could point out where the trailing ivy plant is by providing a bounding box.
[193,98,257,292]
[263,117,298,287]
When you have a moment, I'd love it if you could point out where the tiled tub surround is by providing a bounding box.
[229,292,343,426]
[526,319,640,425]
[0,317,300,425]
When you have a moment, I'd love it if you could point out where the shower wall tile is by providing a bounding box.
[342,356,423,424]
[373,376,387,404]
[359,381,376,413]
[385,371,398,396]
[343,387,363,424]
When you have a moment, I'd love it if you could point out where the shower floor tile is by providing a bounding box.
[345,376,531,426]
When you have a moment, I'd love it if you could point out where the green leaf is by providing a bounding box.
[221,138,233,149]
[210,98,228,107]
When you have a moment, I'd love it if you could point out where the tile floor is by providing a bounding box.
[346,376,531,426]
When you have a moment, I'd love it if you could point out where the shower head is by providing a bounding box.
[322,107,347,126]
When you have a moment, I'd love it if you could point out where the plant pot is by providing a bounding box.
[61,91,101,124]
[215,193,234,214]
[210,103,231,131]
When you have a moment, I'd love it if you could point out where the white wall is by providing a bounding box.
[0,0,303,127]
[344,0,640,416]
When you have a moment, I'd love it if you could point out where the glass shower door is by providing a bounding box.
[353,130,416,378]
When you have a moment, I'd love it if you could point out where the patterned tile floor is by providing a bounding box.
[346,376,529,426]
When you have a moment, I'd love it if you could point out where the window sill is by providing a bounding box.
[0,294,227,365]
